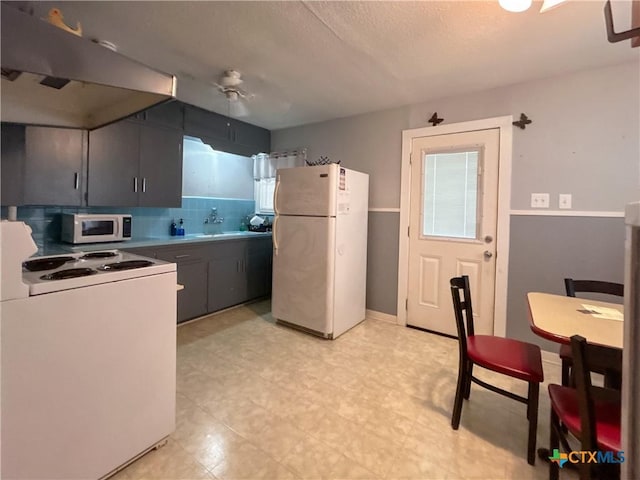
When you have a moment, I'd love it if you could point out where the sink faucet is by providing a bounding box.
[204,207,224,225]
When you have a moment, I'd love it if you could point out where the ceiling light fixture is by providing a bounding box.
[499,0,532,13]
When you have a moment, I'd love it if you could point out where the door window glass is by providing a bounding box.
[422,150,480,239]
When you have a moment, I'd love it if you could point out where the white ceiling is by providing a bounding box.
[17,1,640,130]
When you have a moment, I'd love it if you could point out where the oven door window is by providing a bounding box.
[82,220,114,236]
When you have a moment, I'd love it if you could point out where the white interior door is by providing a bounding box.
[407,129,500,336]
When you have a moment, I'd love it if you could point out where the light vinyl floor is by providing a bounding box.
[114,300,577,480]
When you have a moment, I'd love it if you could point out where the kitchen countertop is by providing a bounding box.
[40,231,272,255]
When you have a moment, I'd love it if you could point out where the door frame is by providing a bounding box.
[397,116,513,337]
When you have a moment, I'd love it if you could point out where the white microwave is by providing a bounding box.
[61,214,132,244]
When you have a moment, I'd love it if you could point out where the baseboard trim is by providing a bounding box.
[366,309,398,324]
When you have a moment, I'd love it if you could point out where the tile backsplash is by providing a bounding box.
[2,197,256,252]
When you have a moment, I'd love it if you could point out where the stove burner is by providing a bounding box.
[98,260,154,271]
[24,256,76,272]
[80,251,118,259]
[40,268,98,280]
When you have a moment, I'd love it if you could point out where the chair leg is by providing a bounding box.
[561,358,570,387]
[463,361,473,399]
[451,358,467,430]
[549,408,560,480]
[527,382,539,466]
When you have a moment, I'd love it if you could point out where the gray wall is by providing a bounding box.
[507,215,626,352]
[272,60,640,351]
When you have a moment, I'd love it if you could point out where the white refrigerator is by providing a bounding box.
[272,164,369,339]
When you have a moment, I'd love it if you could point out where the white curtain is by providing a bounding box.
[253,150,306,179]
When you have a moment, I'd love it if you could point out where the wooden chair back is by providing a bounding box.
[564,279,624,298]
[450,276,475,351]
[570,334,623,451]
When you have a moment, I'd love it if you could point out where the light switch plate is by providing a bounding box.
[559,194,572,209]
[531,193,550,208]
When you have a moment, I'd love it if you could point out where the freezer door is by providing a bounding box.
[274,165,338,216]
[272,215,335,335]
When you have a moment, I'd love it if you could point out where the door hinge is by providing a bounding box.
[409,152,412,165]
[407,226,410,237]
[406,298,408,311]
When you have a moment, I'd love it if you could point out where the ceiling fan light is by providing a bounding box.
[225,90,239,102]
[499,0,532,13]
[540,0,567,13]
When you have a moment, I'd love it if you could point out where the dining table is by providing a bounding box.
[527,291,624,465]
[527,292,624,349]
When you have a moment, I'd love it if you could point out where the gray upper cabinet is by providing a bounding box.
[0,124,86,207]
[88,121,140,206]
[88,120,182,207]
[184,105,230,142]
[138,124,183,207]
[132,101,184,131]
[1,124,25,206]
[183,104,270,156]
[230,119,270,153]
[24,128,87,206]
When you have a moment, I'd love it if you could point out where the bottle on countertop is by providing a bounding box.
[170,219,177,236]
[177,218,185,236]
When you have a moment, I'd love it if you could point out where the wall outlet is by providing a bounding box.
[531,193,550,208]
[559,194,572,209]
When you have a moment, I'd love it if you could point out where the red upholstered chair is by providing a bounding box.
[548,335,622,480]
[450,276,544,465]
[560,279,624,387]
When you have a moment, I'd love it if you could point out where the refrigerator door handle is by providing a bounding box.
[272,215,279,252]
[273,177,281,215]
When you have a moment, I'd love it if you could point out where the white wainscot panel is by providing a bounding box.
[419,255,440,308]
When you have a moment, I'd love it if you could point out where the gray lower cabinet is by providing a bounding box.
[207,238,247,312]
[208,257,245,312]
[155,246,208,324]
[1,124,86,206]
[246,240,272,299]
[88,120,182,207]
[123,236,272,324]
[176,262,209,323]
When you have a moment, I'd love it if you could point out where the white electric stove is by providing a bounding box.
[1,222,177,480]
[22,249,175,295]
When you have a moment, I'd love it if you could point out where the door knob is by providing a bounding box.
[483,250,493,259]
[484,235,493,243]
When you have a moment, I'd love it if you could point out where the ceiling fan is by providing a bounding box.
[214,69,252,117]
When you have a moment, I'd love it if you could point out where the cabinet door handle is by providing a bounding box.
[142,177,147,193]
[133,177,138,192]
[74,172,79,190]
[175,254,190,259]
